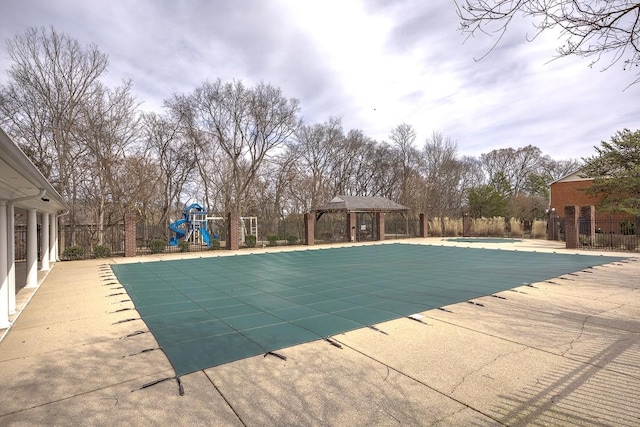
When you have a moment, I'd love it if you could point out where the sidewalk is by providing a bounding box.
[1,239,639,426]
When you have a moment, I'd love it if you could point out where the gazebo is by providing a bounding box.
[307,195,409,243]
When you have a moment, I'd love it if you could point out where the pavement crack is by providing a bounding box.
[561,303,626,357]
[449,347,528,395]
[205,371,247,427]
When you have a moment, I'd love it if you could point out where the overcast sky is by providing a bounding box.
[1,0,638,159]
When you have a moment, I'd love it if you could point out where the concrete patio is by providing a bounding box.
[1,239,639,426]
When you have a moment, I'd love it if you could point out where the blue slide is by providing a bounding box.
[168,218,187,246]
[201,228,211,246]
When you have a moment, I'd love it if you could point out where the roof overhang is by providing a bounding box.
[0,127,69,213]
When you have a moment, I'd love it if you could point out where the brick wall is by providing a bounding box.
[124,212,136,257]
[419,213,428,237]
[564,206,579,249]
[304,213,314,245]
[550,180,600,217]
[227,212,239,250]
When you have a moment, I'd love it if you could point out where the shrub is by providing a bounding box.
[620,220,636,236]
[63,246,83,260]
[443,217,462,237]
[509,218,523,238]
[470,217,506,237]
[245,234,257,248]
[93,245,110,258]
[210,238,221,250]
[149,239,166,254]
[178,240,190,252]
[487,217,506,236]
[579,234,592,246]
[428,218,442,237]
[267,234,279,246]
[531,219,547,239]
[286,235,299,245]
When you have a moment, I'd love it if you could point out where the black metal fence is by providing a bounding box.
[577,216,639,251]
[14,225,27,262]
[59,223,127,259]
[24,214,634,262]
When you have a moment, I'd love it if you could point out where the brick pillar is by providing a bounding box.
[564,205,579,249]
[376,212,385,241]
[346,212,356,242]
[304,213,315,246]
[227,212,239,251]
[462,213,471,237]
[548,208,558,240]
[580,205,596,246]
[419,213,428,237]
[124,212,137,257]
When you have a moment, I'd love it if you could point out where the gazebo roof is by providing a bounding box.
[312,195,409,213]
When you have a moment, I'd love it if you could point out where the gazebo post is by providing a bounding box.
[346,212,356,242]
[376,212,385,241]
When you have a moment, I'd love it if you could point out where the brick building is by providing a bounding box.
[550,168,638,240]
[549,169,600,218]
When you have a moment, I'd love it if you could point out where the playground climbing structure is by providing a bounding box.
[169,203,212,246]
[169,204,259,247]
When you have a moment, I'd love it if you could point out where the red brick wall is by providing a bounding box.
[419,213,428,237]
[124,212,136,257]
[227,212,239,250]
[550,180,600,217]
[304,213,314,245]
[564,206,579,248]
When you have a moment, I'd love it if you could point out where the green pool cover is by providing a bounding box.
[111,244,625,376]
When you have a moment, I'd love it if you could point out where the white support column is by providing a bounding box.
[49,213,56,264]
[41,212,49,271]
[0,201,10,328]
[7,203,15,314]
[25,208,38,288]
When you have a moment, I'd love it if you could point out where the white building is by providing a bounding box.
[0,127,69,329]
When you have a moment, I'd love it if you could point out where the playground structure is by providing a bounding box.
[168,203,258,247]
[239,216,258,244]
[169,203,215,247]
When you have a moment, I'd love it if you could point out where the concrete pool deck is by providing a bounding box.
[1,238,639,426]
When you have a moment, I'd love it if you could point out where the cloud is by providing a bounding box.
[0,0,638,160]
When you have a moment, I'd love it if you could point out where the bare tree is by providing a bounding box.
[480,145,545,195]
[389,123,419,205]
[188,79,300,214]
[143,112,195,228]
[421,132,467,226]
[115,153,164,224]
[76,81,141,243]
[0,26,108,191]
[292,117,344,209]
[0,26,110,246]
[374,143,406,201]
[331,129,378,197]
[456,1,640,84]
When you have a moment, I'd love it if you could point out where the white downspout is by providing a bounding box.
[7,189,46,313]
